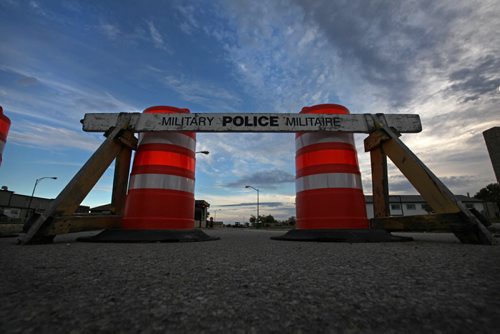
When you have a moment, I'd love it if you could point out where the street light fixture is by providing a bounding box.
[26,176,57,219]
[196,151,209,155]
[245,185,260,227]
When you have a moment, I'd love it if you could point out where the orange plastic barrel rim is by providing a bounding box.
[300,104,350,115]
[144,106,190,114]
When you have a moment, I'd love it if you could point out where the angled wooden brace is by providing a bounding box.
[20,113,137,245]
[364,114,495,245]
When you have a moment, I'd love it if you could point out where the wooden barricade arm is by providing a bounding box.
[364,115,494,245]
[20,114,136,244]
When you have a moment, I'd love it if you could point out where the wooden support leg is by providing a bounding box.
[21,116,133,244]
[374,125,494,245]
[111,146,132,215]
[370,146,390,218]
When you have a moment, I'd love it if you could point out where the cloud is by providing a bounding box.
[446,55,500,103]
[147,21,167,49]
[384,173,488,196]
[196,189,296,222]
[1,66,138,123]
[97,19,170,52]
[100,23,120,40]
[194,132,295,184]
[226,169,294,189]
[163,75,242,110]
[175,3,200,35]
[219,202,285,208]
[9,122,102,152]
[16,76,39,86]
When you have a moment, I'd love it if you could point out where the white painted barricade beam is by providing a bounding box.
[82,113,422,133]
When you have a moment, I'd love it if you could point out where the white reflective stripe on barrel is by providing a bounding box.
[129,173,195,193]
[296,132,354,150]
[139,132,196,151]
[296,173,362,192]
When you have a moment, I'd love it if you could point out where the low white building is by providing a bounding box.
[364,195,498,219]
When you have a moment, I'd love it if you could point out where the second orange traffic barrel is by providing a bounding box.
[295,104,368,230]
[273,104,411,242]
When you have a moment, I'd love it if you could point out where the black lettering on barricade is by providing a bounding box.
[222,116,232,126]
[258,116,269,126]
[189,117,200,126]
[161,117,174,126]
[197,117,206,126]
[270,116,279,126]
[233,116,243,126]
[333,117,341,127]
[163,114,342,130]
[245,116,256,126]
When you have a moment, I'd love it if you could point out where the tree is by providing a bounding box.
[474,183,500,206]
[260,214,277,226]
[286,216,296,226]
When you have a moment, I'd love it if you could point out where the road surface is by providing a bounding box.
[1,229,499,333]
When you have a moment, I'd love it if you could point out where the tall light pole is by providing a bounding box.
[213,209,220,221]
[245,185,259,227]
[26,176,57,219]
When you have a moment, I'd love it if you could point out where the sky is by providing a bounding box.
[0,0,499,224]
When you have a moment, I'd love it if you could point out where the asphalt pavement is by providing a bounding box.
[1,229,499,333]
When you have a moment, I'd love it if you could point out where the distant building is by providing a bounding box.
[0,187,90,222]
[364,194,498,219]
[195,200,210,228]
[483,127,500,183]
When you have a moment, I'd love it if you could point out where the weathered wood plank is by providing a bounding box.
[47,215,121,235]
[111,147,132,215]
[382,138,461,214]
[364,129,391,152]
[370,146,390,218]
[82,113,422,133]
[370,213,466,232]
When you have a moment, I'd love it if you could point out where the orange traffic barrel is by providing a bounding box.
[273,104,411,242]
[79,106,218,242]
[0,106,11,167]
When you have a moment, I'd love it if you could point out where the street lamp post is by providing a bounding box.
[245,185,260,227]
[214,209,220,221]
[195,151,209,155]
[26,176,57,219]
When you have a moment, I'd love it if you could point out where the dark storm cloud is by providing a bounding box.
[225,169,294,189]
[388,174,476,194]
[219,202,285,208]
[292,0,489,107]
[447,56,500,103]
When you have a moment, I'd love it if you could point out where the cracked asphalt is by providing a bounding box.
[1,229,499,333]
